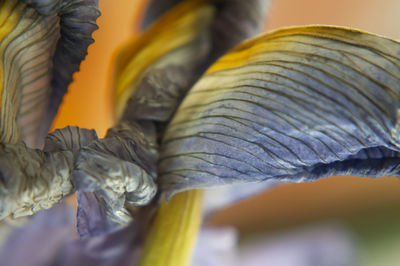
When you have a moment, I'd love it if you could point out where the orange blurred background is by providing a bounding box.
[52,0,400,135]
[52,0,400,233]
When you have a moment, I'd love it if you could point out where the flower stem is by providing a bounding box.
[138,189,204,266]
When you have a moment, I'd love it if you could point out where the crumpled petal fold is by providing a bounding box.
[73,122,158,226]
[0,141,73,220]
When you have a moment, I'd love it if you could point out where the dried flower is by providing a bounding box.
[1,0,400,265]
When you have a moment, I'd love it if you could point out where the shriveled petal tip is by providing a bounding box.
[44,126,98,153]
[76,191,117,238]
[160,26,400,195]
[73,122,158,226]
[0,142,74,220]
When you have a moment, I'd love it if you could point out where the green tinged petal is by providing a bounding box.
[23,0,100,141]
[160,26,400,196]
[0,0,59,146]
[0,141,74,220]
[0,0,99,221]
[0,0,99,148]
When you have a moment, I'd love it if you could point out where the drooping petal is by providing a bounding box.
[114,0,269,126]
[0,0,59,146]
[22,0,100,144]
[0,0,99,148]
[160,26,400,195]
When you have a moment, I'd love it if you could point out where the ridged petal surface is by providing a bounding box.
[160,26,400,195]
[0,0,59,146]
[0,0,99,148]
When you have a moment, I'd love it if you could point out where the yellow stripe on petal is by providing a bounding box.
[0,0,24,105]
[206,25,400,74]
[113,0,214,119]
[0,0,59,146]
[159,25,400,194]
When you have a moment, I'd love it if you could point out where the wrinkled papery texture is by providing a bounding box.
[0,123,157,221]
[39,124,158,225]
[160,26,400,195]
[22,0,100,144]
[69,0,270,231]
[73,0,269,229]
[44,126,98,154]
[0,141,73,219]
[0,0,99,148]
[73,122,158,226]
[0,0,59,147]
[0,126,96,220]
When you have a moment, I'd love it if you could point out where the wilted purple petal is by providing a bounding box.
[159,26,400,196]
[23,0,100,140]
[0,202,144,266]
[76,192,118,239]
[57,222,142,266]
